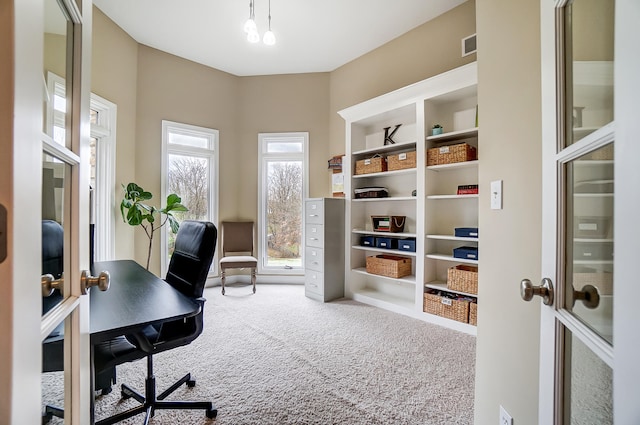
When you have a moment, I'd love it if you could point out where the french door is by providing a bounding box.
[533,0,640,423]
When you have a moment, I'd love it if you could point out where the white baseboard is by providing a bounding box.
[205,274,304,288]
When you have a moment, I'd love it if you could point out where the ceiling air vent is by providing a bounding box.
[462,34,477,57]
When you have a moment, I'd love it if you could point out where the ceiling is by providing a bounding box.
[92,0,466,77]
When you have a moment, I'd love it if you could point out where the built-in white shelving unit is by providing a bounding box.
[338,62,479,335]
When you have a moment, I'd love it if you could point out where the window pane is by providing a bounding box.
[169,132,209,149]
[266,160,302,268]
[266,141,303,153]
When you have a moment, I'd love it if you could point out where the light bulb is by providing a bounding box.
[263,30,276,46]
[247,30,260,43]
[243,18,257,34]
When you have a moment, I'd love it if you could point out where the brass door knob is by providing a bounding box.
[81,270,110,295]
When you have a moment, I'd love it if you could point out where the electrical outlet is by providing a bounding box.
[500,405,513,425]
[491,180,503,210]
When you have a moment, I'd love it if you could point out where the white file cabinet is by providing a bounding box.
[304,198,345,302]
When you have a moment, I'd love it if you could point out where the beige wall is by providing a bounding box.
[329,0,477,160]
[475,0,542,424]
[92,7,139,260]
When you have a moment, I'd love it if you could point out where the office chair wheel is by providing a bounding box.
[187,379,196,388]
[206,408,218,419]
[222,288,225,295]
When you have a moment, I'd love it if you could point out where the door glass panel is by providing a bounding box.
[42,318,67,424]
[43,0,71,147]
[42,152,69,314]
[564,0,614,146]
[563,327,613,424]
[565,143,614,344]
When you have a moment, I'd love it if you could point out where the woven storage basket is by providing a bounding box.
[469,302,477,326]
[447,265,478,294]
[355,156,387,175]
[427,143,477,166]
[387,151,417,171]
[423,292,470,323]
[366,255,412,278]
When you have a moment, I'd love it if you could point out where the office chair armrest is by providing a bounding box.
[126,330,156,353]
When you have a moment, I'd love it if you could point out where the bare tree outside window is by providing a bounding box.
[266,161,302,267]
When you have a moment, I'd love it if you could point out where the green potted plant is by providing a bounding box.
[120,182,188,270]
[432,124,443,136]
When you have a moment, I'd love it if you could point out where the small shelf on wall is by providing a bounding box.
[352,245,418,257]
[427,234,478,243]
[352,141,417,158]
[424,281,478,299]
[353,196,417,202]
[426,254,479,265]
[427,194,479,200]
[426,127,478,143]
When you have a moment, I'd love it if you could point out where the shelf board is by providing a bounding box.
[573,193,613,198]
[427,194,479,200]
[352,141,417,158]
[573,260,614,265]
[353,168,417,179]
[426,254,479,265]
[426,127,478,142]
[352,229,418,238]
[352,289,416,311]
[353,196,416,202]
[573,238,614,243]
[352,267,416,285]
[424,281,478,299]
[352,245,417,257]
[426,160,479,171]
[427,234,478,242]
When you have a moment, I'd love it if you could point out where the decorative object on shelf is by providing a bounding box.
[383,124,402,145]
[243,0,276,45]
[427,142,477,166]
[447,264,478,294]
[360,236,375,247]
[387,150,417,171]
[355,154,387,175]
[423,289,471,323]
[354,187,388,199]
[327,155,343,169]
[366,254,412,278]
[375,237,397,250]
[371,215,406,233]
[328,155,345,197]
[457,184,479,195]
[432,124,443,136]
[453,246,478,261]
[454,227,478,238]
[120,182,188,270]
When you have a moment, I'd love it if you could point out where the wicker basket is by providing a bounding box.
[387,151,417,171]
[371,215,406,233]
[447,265,478,294]
[355,156,387,175]
[423,292,470,323]
[427,143,477,166]
[366,255,412,278]
[469,302,477,326]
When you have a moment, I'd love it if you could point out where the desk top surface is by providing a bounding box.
[90,260,200,342]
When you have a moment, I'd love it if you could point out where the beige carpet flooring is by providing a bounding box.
[44,283,476,424]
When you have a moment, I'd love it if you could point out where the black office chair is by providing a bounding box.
[98,220,218,425]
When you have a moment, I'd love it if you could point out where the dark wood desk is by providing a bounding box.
[89,260,200,423]
[90,260,200,343]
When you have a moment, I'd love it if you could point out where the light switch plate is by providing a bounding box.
[500,405,513,425]
[491,180,503,210]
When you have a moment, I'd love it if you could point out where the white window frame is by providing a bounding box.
[45,71,117,261]
[257,132,309,275]
[160,120,219,278]
[89,93,117,261]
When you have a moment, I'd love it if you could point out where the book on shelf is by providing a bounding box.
[457,184,478,195]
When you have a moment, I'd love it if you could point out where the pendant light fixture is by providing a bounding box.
[243,0,276,46]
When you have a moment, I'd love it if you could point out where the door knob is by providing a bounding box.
[42,274,63,297]
[573,284,600,309]
[520,278,554,306]
[81,270,110,295]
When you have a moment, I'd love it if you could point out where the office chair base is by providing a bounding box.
[98,364,216,424]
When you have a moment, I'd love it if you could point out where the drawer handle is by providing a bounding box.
[309,214,319,217]
[310,237,319,241]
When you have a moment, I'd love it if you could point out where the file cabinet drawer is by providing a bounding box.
[305,200,324,224]
[305,224,325,248]
[305,246,324,272]
[305,271,324,296]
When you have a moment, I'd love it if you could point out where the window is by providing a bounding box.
[161,120,219,277]
[89,94,117,261]
[258,132,309,274]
